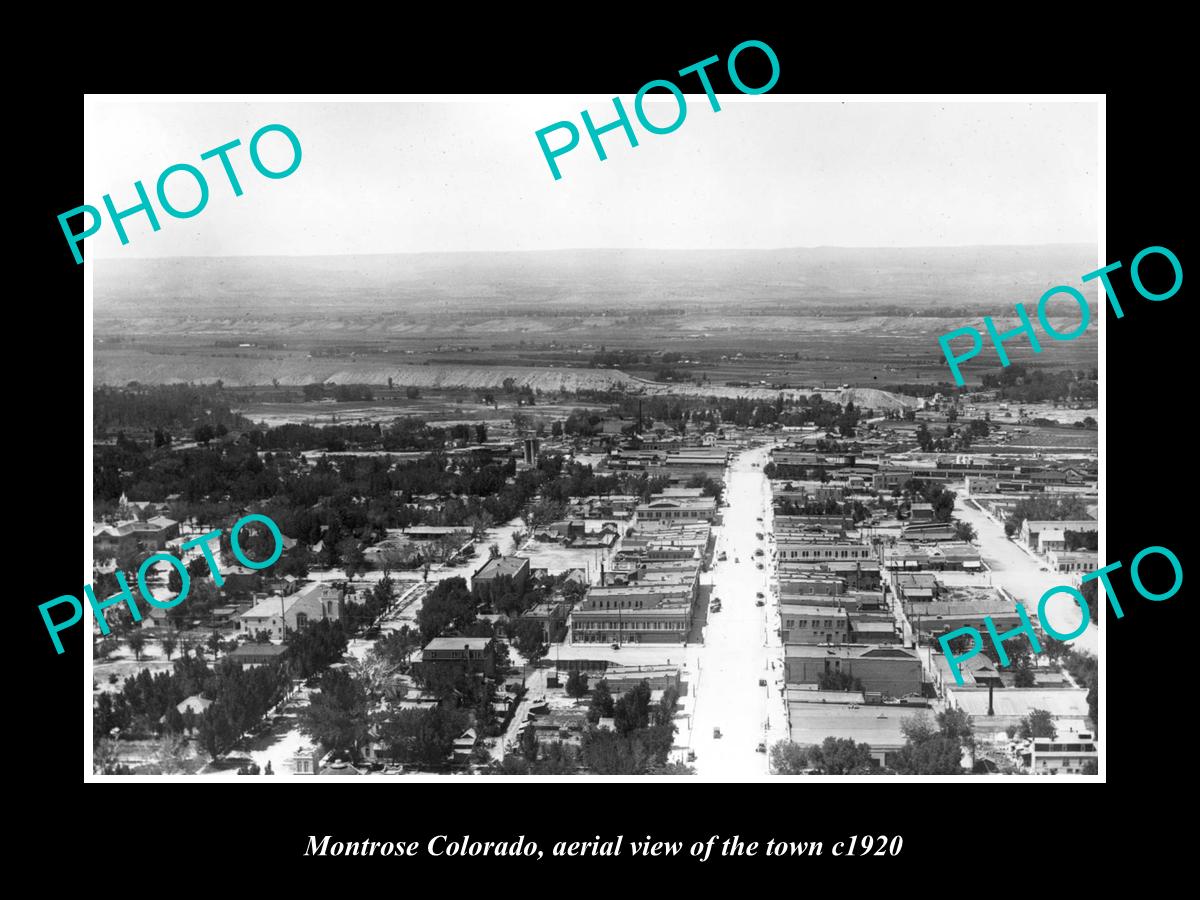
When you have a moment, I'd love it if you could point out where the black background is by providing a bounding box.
[20,21,1188,882]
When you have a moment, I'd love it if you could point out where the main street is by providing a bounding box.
[689,445,785,776]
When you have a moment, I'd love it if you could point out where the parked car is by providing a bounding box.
[756,742,767,753]
[755,548,764,556]
[758,678,767,686]
[755,600,764,607]
[755,591,764,599]
[611,643,620,650]
[687,750,697,762]
[713,727,722,739]
[756,562,764,570]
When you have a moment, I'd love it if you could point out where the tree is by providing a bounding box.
[587,678,615,724]
[953,520,976,542]
[510,617,547,663]
[153,733,189,774]
[126,630,148,662]
[95,636,119,660]
[1019,709,1057,741]
[382,706,470,769]
[206,630,223,659]
[337,537,367,581]
[417,576,477,643]
[770,740,810,774]
[565,669,589,698]
[806,737,875,774]
[892,712,966,775]
[193,423,216,445]
[465,511,495,540]
[161,634,178,661]
[520,724,539,762]
[936,706,975,750]
[817,669,864,692]
[299,668,371,756]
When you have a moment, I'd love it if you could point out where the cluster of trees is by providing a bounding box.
[915,420,990,453]
[1003,495,1091,538]
[343,577,398,634]
[900,479,957,523]
[818,670,864,691]
[417,577,478,643]
[301,383,375,402]
[498,678,682,775]
[891,709,972,774]
[771,737,874,774]
[1065,529,1098,551]
[285,620,349,679]
[93,647,293,761]
[93,384,251,439]
[981,365,1098,403]
[771,708,974,776]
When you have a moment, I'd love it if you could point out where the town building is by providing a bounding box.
[779,604,850,645]
[787,704,930,768]
[420,636,497,677]
[1029,735,1098,774]
[471,555,531,603]
[92,516,180,558]
[568,583,696,645]
[784,644,923,698]
[236,582,344,641]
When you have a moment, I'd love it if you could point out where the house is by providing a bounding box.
[452,728,479,765]
[176,695,211,716]
[784,644,923,698]
[227,643,289,668]
[471,555,530,603]
[236,582,344,641]
[420,636,497,677]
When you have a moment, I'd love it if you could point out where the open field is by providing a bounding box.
[94,247,1098,394]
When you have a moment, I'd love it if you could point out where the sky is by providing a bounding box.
[82,98,1099,258]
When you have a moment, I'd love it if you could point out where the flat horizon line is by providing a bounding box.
[93,242,1096,263]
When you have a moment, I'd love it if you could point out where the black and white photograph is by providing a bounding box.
[83,95,1103,781]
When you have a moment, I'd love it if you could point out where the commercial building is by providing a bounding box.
[786,704,929,768]
[569,583,696,645]
[635,496,717,523]
[784,644,922,698]
[1029,736,1098,774]
[779,604,850,645]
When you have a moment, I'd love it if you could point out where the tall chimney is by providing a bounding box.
[988,682,994,717]
[599,563,605,586]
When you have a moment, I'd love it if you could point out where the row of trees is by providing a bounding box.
[770,707,974,775]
